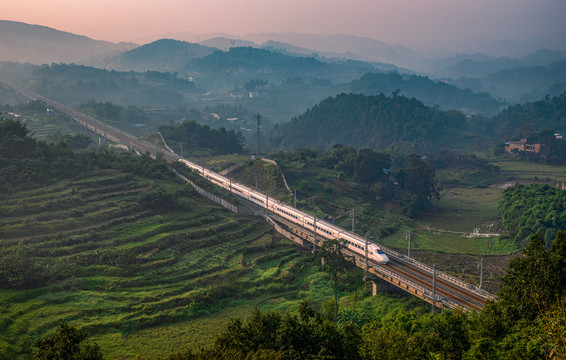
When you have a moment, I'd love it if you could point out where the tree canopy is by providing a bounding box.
[159,120,244,156]
[269,92,468,152]
[498,184,566,245]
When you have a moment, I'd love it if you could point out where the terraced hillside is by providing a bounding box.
[0,165,331,359]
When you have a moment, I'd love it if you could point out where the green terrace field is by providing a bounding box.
[493,159,566,183]
[0,165,426,359]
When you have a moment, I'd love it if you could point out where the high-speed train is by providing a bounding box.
[179,159,389,264]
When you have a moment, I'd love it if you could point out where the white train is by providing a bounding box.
[179,159,389,264]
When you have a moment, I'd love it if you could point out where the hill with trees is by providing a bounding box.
[347,72,504,116]
[159,120,245,156]
[107,39,216,72]
[0,117,434,359]
[491,91,566,137]
[268,92,470,152]
[498,184,566,246]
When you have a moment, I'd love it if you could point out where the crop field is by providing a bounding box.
[421,187,503,233]
[0,166,423,359]
[494,160,566,182]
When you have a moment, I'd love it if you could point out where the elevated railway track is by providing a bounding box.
[1,80,496,312]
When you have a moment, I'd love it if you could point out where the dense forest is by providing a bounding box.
[268,92,469,152]
[499,184,566,246]
[159,120,245,156]
[491,91,566,137]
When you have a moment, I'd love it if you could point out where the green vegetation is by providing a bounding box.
[77,101,155,133]
[158,232,566,360]
[319,239,356,316]
[159,120,244,156]
[492,160,566,182]
[192,47,325,74]
[499,184,566,246]
[492,92,566,137]
[230,148,515,266]
[28,63,195,107]
[33,323,103,360]
[269,92,470,152]
[0,119,429,359]
[349,72,504,116]
[109,39,215,73]
[1,100,86,140]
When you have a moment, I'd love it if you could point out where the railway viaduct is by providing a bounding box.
[1,80,496,312]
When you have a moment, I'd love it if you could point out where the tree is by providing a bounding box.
[33,322,103,360]
[319,238,355,316]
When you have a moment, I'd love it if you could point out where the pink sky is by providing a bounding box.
[2,0,565,51]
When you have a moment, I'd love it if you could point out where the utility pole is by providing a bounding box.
[407,230,412,258]
[365,235,369,275]
[479,258,484,289]
[432,264,437,301]
[294,188,297,208]
[255,173,258,190]
[351,208,355,233]
[200,151,204,176]
[180,143,183,158]
[312,211,317,255]
[256,114,261,159]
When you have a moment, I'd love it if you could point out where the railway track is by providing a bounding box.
[386,259,485,312]
[270,214,492,311]
[2,80,495,312]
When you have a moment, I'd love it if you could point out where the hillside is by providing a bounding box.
[491,91,566,137]
[0,62,197,108]
[447,57,566,104]
[107,39,216,72]
[0,118,428,359]
[0,20,135,66]
[347,72,504,116]
[268,92,472,152]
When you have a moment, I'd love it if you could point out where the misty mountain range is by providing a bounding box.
[1,20,566,106]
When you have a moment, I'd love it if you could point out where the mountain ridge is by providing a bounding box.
[0,20,136,66]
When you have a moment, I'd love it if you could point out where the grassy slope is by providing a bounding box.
[0,164,426,359]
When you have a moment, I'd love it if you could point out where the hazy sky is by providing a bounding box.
[2,0,565,52]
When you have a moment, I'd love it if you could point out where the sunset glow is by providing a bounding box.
[2,0,565,52]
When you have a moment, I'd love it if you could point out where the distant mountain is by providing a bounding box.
[0,20,136,66]
[190,46,326,75]
[433,50,566,79]
[260,40,317,57]
[522,49,566,66]
[106,39,216,72]
[0,62,198,107]
[239,32,422,70]
[447,59,566,104]
[433,55,522,79]
[269,93,472,152]
[347,72,505,116]
[200,37,257,51]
